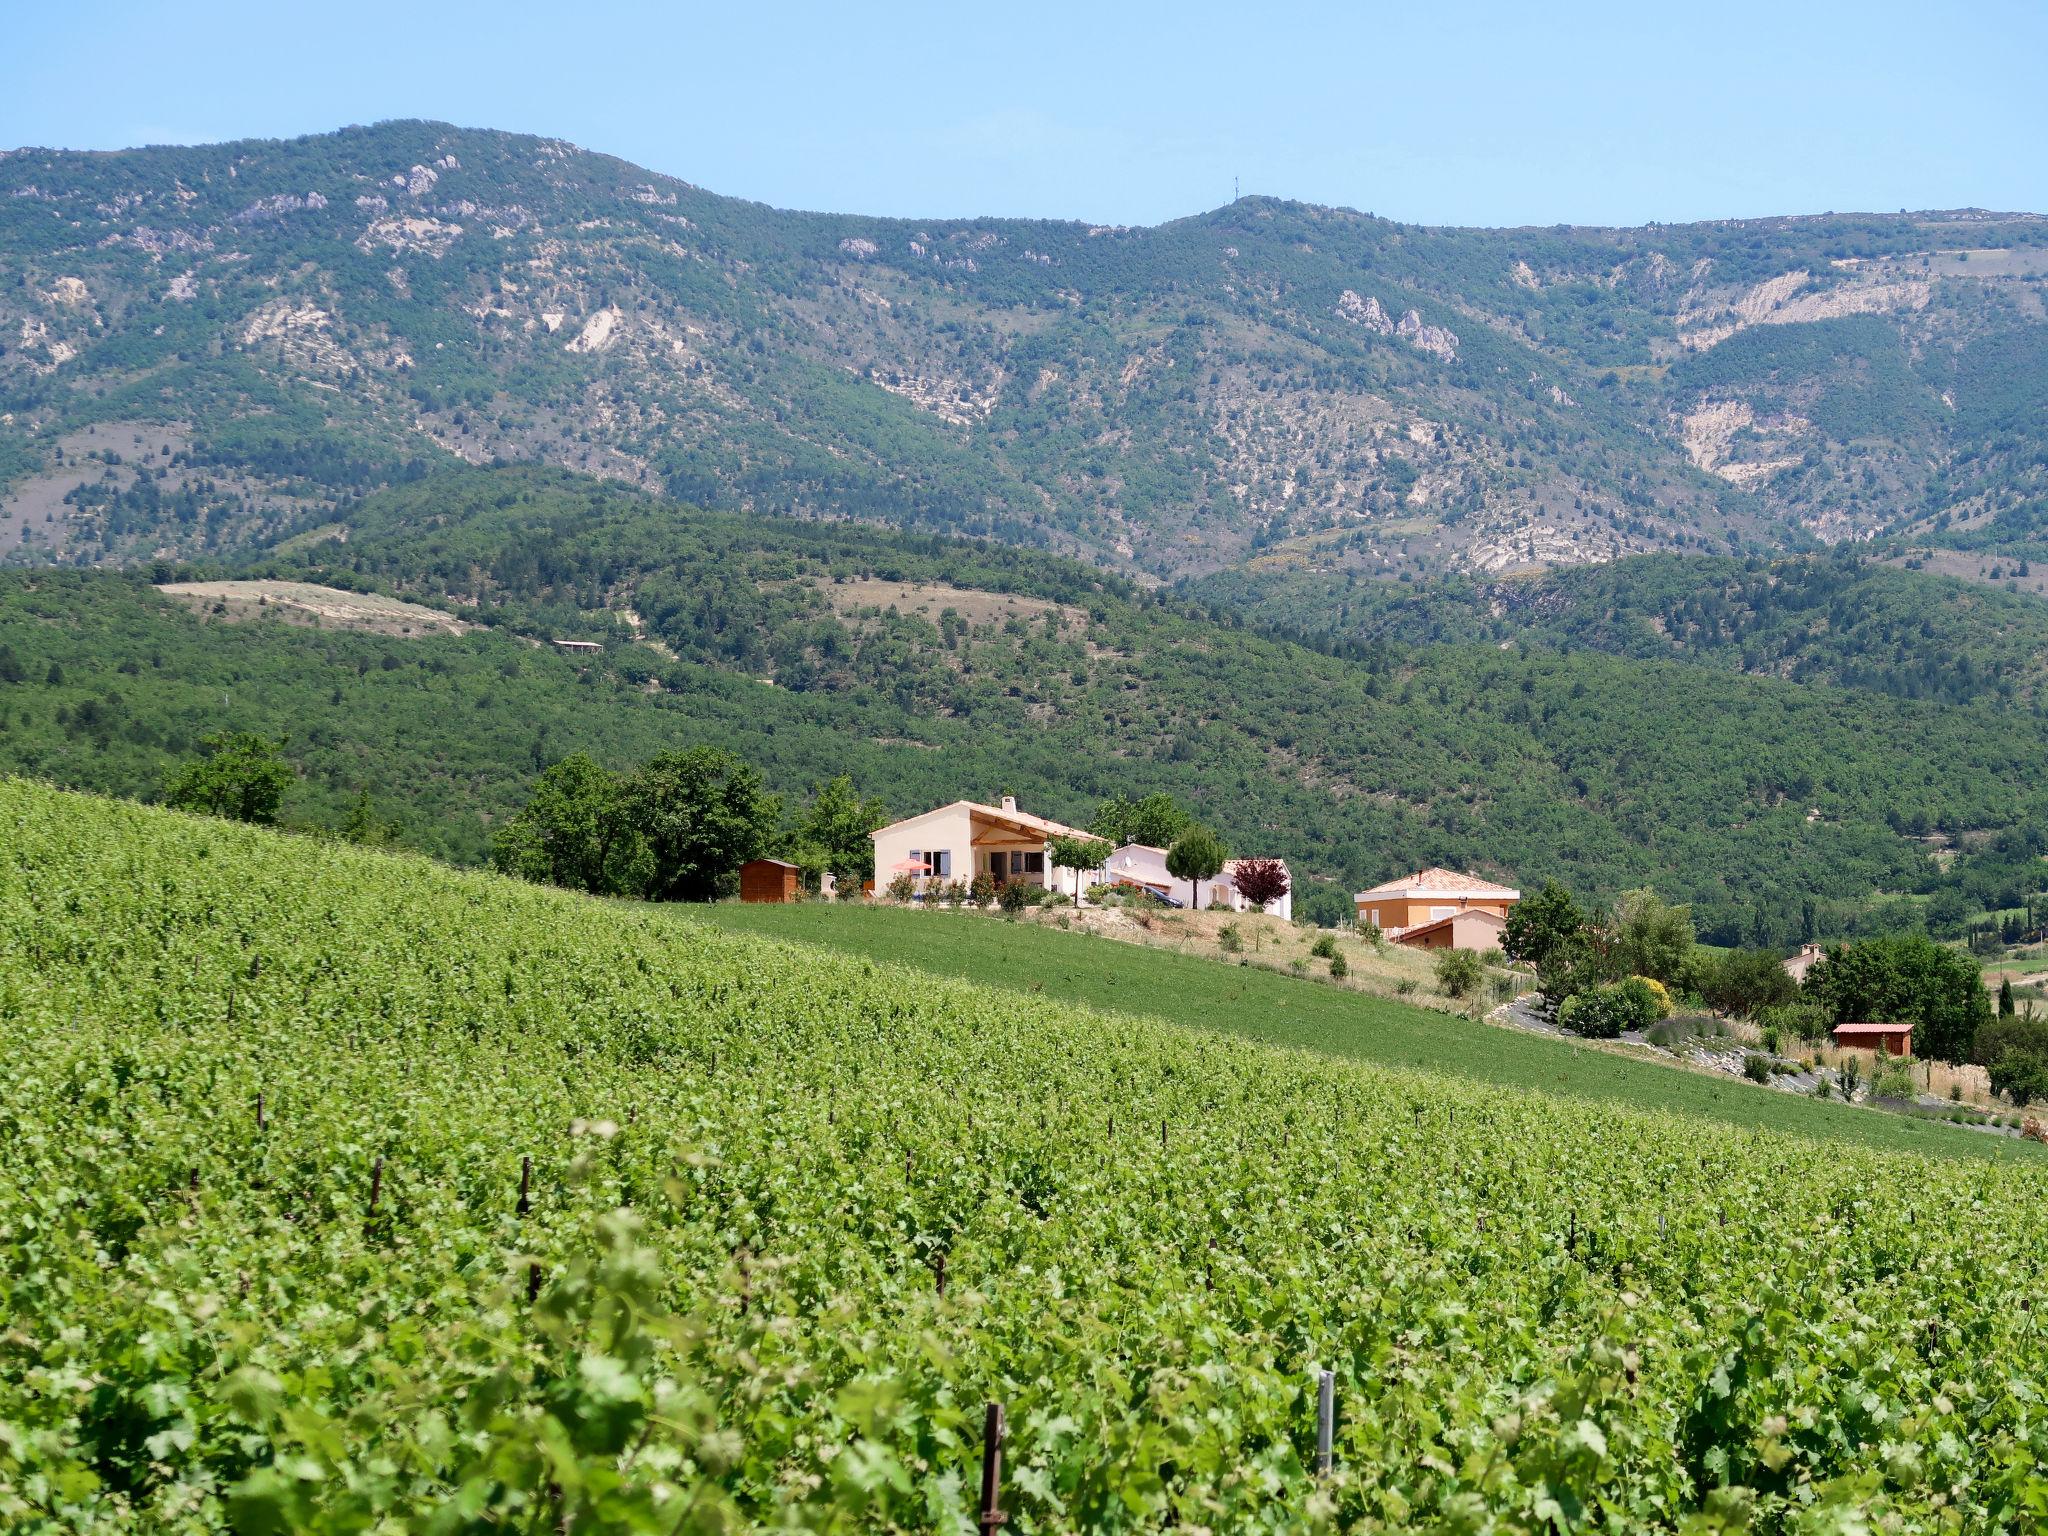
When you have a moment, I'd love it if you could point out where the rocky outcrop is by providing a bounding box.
[1335,290,1393,333]
[1396,309,1459,361]
[838,237,879,259]
[1335,291,1458,360]
[230,192,328,224]
[1678,399,1807,486]
[565,306,623,354]
[1678,269,1931,351]
[355,216,464,258]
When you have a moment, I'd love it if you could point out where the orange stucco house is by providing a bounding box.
[1356,867,1520,950]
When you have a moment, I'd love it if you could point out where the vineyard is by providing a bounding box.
[7,779,2048,1531]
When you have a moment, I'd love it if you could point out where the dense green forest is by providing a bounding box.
[9,466,2048,943]
[1188,549,2048,707]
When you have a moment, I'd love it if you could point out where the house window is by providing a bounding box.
[1431,906,1454,920]
[1368,908,1380,925]
[1018,851,1044,875]
[929,849,951,877]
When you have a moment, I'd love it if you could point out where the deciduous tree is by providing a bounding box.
[162,731,296,825]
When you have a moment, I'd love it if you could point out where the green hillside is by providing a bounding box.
[7,779,2048,1529]
[5,121,2045,583]
[11,464,2048,940]
[1188,548,2048,707]
[701,901,2019,1160]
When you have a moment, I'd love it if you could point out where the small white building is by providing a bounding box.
[1099,843,1292,920]
[870,795,1091,897]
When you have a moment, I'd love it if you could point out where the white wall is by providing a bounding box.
[871,805,976,891]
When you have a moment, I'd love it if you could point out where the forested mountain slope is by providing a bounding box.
[3,121,2045,584]
[11,465,2048,943]
[1189,549,2048,707]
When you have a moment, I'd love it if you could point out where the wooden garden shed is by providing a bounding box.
[738,858,802,904]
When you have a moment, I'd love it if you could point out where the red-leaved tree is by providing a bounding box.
[1231,857,1290,911]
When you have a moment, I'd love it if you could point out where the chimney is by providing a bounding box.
[1001,795,1017,813]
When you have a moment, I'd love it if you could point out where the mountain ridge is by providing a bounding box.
[6,119,2044,587]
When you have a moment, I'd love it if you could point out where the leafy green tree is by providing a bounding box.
[1091,792,1191,850]
[491,753,648,896]
[1503,881,1611,1002]
[1999,976,2016,1016]
[1503,881,1585,971]
[1612,888,1695,984]
[341,789,396,847]
[628,747,779,902]
[162,732,296,825]
[1698,950,1799,1018]
[1977,1015,2048,1105]
[796,775,888,888]
[1048,833,1113,907]
[1804,932,1993,1063]
[1166,825,1228,909]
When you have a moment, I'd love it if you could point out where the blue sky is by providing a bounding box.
[6,1,2044,228]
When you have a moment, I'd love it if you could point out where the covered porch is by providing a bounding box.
[968,804,1051,890]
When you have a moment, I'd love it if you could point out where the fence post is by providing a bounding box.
[1315,1369,1334,1477]
[978,1400,1007,1532]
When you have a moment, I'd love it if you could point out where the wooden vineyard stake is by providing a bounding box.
[978,1400,1007,1532]
[368,1157,384,1221]
[517,1155,532,1216]
[1315,1369,1335,1477]
[526,1261,543,1303]
[256,1090,266,1132]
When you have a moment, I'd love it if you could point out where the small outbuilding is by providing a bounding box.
[1392,907,1509,953]
[738,858,802,904]
[1833,1022,1913,1058]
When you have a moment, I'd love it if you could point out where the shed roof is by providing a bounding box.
[1834,1022,1912,1035]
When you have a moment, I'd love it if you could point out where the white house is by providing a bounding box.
[1099,843,1292,920]
[870,795,1092,896]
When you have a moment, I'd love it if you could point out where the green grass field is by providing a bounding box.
[703,902,2031,1162]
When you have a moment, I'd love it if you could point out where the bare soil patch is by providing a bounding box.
[156,580,469,636]
[822,578,1080,630]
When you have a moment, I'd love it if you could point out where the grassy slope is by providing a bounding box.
[702,902,2028,1162]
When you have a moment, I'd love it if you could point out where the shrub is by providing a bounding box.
[1218,923,1242,954]
[886,872,915,903]
[1434,948,1484,999]
[1742,1053,1772,1083]
[1395,978,1417,995]
[1308,933,1338,960]
[1328,951,1348,979]
[970,871,996,907]
[1873,1061,1918,1101]
[1356,919,1383,947]
[997,881,1030,916]
[1757,999,1831,1045]
[1558,980,1662,1040]
[1630,976,1674,1019]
